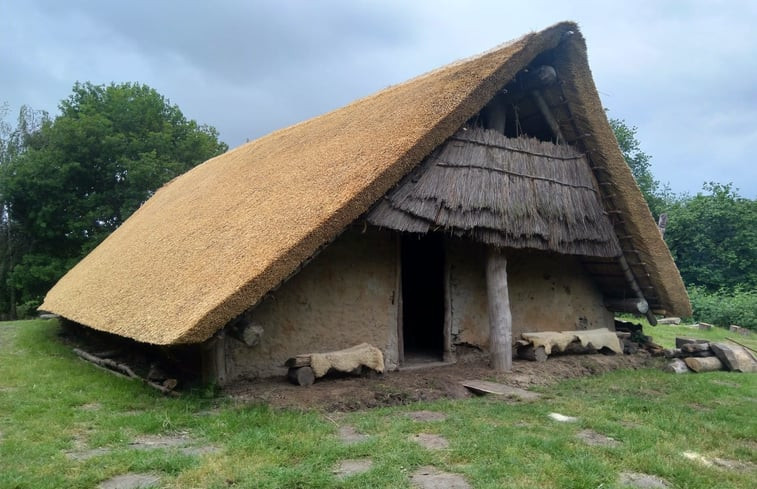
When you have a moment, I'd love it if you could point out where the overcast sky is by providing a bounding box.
[2,0,756,197]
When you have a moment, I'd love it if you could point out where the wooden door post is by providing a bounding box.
[486,247,512,372]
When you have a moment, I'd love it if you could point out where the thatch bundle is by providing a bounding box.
[368,128,620,257]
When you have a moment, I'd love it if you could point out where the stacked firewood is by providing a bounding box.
[664,338,757,373]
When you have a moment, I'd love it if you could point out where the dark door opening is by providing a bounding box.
[401,234,445,362]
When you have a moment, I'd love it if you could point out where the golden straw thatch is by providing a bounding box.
[41,22,691,345]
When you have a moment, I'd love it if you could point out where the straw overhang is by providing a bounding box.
[40,22,690,345]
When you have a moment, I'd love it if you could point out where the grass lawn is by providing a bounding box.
[0,320,754,488]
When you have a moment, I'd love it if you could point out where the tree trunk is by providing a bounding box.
[486,248,512,372]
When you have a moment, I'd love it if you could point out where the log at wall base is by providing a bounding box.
[486,248,512,372]
[73,348,178,396]
[287,366,315,386]
[517,345,547,362]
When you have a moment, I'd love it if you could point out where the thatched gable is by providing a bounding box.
[41,22,691,345]
[367,128,621,257]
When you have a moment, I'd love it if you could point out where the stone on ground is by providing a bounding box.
[710,342,757,373]
[548,412,578,423]
[461,380,541,400]
[663,358,690,374]
[338,425,369,444]
[406,410,447,422]
[576,429,620,447]
[658,317,681,325]
[129,433,219,456]
[97,473,160,489]
[411,433,449,450]
[333,458,372,478]
[410,466,471,489]
[618,471,670,488]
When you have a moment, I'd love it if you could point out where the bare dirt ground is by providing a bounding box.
[224,352,663,411]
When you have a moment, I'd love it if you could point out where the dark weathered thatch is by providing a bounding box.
[368,128,620,257]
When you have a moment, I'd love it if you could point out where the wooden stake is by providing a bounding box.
[486,247,512,372]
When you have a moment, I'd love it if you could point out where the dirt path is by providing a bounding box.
[225,352,662,411]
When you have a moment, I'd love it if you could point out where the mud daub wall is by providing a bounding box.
[226,228,398,379]
[447,239,613,350]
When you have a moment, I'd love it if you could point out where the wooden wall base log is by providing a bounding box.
[287,366,315,386]
[517,345,547,362]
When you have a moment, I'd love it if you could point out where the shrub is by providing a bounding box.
[687,285,757,330]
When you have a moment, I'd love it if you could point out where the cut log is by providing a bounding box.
[675,337,708,349]
[486,248,512,372]
[684,356,724,373]
[681,342,711,354]
[658,317,681,325]
[517,345,547,362]
[287,366,315,386]
[604,298,649,315]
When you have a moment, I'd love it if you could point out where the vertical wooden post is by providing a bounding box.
[201,331,227,385]
[486,247,512,372]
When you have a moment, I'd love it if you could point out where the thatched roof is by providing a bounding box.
[41,22,691,345]
[367,128,621,257]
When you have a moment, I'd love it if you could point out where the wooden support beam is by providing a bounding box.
[201,331,227,385]
[605,298,649,314]
[486,247,512,372]
[532,90,564,144]
[618,255,657,326]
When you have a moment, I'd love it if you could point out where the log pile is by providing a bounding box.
[664,338,757,374]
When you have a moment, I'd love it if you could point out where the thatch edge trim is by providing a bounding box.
[552,33,691,317]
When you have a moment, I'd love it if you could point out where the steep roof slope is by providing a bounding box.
[41,22,690,345]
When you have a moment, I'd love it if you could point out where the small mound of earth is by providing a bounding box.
[333,458,372,478]
[97,473,160,489]
[577,429,620,447]
[410,466,470,489]
[411,433,449,450]
[618,471,670,488]
[406,410,447,422]
[224,354,659,411]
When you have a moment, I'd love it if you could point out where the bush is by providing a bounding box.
[687,285,757,330]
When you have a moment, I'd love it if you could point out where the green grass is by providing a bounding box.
[1,320,755,488]
[641,319,757,351]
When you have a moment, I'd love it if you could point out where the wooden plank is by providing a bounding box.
[461,380,540,400]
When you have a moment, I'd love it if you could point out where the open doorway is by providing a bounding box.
[401,233,445,363]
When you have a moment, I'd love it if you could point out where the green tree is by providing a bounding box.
[664,183,757,291]
[609,118,669,217]
[0,83,228,315]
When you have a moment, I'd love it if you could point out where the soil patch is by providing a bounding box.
[407,410,447,422]
[79,402,102,411]
[576,429,620,447]
[410,466,471,489]
[97,473,160,489]
[618,472,670,488]
[225,354,659,411]
[333,458,372,478]
[682,451,755,471]
[411,433,449,450]
[337,425,369,444]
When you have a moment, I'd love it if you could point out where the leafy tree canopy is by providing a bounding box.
[664,183,757,291]
[0,82,228,310]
